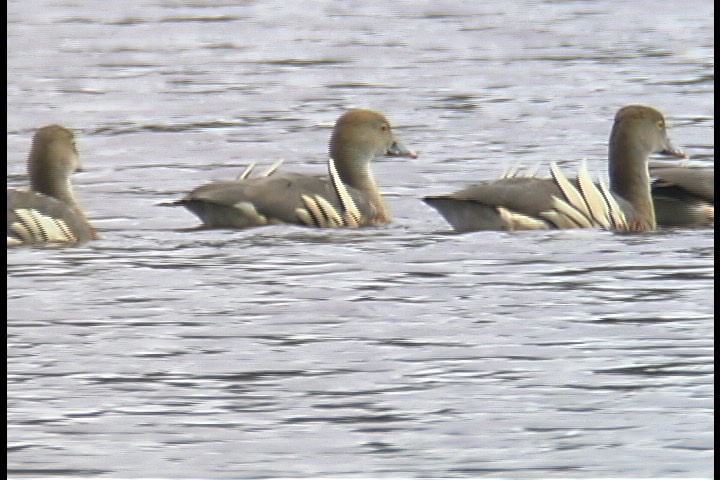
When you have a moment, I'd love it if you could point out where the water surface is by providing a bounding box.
[7,1,714,477]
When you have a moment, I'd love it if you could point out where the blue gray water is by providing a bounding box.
[7,1,714,478]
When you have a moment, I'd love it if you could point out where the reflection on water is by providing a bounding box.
[7,0,713,478]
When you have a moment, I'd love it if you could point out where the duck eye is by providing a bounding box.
[380,124,388,131]
[657,121,664,130]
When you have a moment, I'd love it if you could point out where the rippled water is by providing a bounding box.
[7,0,714,478]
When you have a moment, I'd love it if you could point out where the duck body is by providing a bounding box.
[423,175,640,231]
[425,176,573,231]
[179,172,379,228]
[7,189,97,245]
[424,105,686,233]
[173,109,417,229]
[650,164,714,228]
[7,125,98,246]
[424,177,567,231]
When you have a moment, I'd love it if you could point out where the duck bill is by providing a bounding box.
[659,137,687,159]
[386,138,418,159]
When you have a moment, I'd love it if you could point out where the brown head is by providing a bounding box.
[27,125,80,205]
[329,109,416,184]
[609,105,686,163]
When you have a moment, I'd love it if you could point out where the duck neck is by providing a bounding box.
[334,155,390,223]
[29,151,80,209]
[609,136,656,231]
